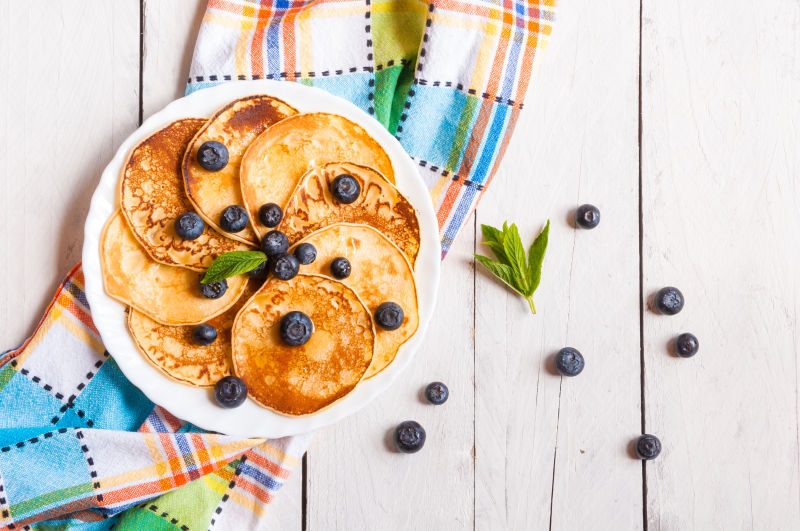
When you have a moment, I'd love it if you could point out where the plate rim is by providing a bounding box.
[81,80,441,438]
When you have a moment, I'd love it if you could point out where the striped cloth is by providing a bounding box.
[0,0,554,528]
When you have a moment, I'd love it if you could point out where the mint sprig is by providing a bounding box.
[474,220,550,314]
[201,251,267,284]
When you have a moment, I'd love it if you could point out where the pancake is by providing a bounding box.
[120,118,251,272]
[183,95,297,244]
[232,274,375,416]
[239,113,395,239]
[100,210,247,325]
[292,224,418,378]
[278,162,420,266]
[128,280,258,387]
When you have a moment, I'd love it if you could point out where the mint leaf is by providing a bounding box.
[202,251,267,284]
[485,240,507,262]
[481,224,504,244]
[526,220,550,296]
[476,219,550,314]
[502,223,528,293]
[481,224,507,263]
[473,255,521,294]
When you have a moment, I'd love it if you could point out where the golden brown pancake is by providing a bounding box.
[232,274,375,416]
[279,162,420,266]
[120,118,251,271]
[128,280,258,387]
[183,95,297,244]
[239,113,395,239]
[100,210,247,325]
[293,224,418,378]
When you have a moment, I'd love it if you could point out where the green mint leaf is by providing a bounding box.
[481,224,504,245]
[480,224,508,263]
[502,223,529,293]
[526,220,550,296]
[485,240,508,262]
[202,251,267,284]
[475,219,550,315]
[474,255,524,295]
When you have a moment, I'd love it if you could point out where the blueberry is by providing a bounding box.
[674,333,699,358]
[425,382,449,405]
[330,257,351,279]
[214,376,248,408]
[199,278,228,299]
[555,347,584,376]
[258,203,283,228]
[394,421,426,453]
[294,243,317,265]
[197,141,229,172]
[635,434,662,460]
[279,311,314,346]
[330,174,361,204]
[261,230,289,256]
[219,205,249,233]
[269,253,300,281]
[655,287,684,315]
[191,324,217,346]
[174,212,205,240]
[247,260,269,281]
[375,302,404,331]
[575,204,600,229]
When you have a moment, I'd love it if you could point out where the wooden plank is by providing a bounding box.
[641,1,800,528]
[0,1,139,349]
[141,0,206,120]
[141,2,304,529]
[307,222,476,529]
[474,0,643,528]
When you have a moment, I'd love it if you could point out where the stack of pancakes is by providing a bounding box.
[100,95,421,417]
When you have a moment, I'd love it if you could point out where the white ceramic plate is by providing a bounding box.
[82,81,440,438]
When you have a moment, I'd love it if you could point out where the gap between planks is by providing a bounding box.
[638,0,648,530]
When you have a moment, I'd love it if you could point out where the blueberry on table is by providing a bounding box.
[575,204,600,229]
[214,376,248,408]
[655,286,684,315]
[199,279,228,299]
[191,324,217,346]
[174,212,205,240]
[261,230,289,256]
[247,260,269,281]
[635,434,662,460]
[219,205,249,233]
[375,302,404,331]
[394,420,426,453]
[294,243,317,265]
[258,203,283,227]
[330,174,361,204]
[197,141,229,171]
[674,333,699,358]
[269,253,300,281]
[280,311,314,346]
[555,347,584,376]
[425,382,449,405]
[330,257,351,279]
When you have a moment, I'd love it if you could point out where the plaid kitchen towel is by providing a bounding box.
[0,0,555,528]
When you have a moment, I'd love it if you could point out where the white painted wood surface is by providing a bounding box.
[641,1,800,529]
[0,1,139,351]
[474,1,643,529]
[2,0,800,529]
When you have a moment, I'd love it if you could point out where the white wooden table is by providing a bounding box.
[2,1,799,529]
